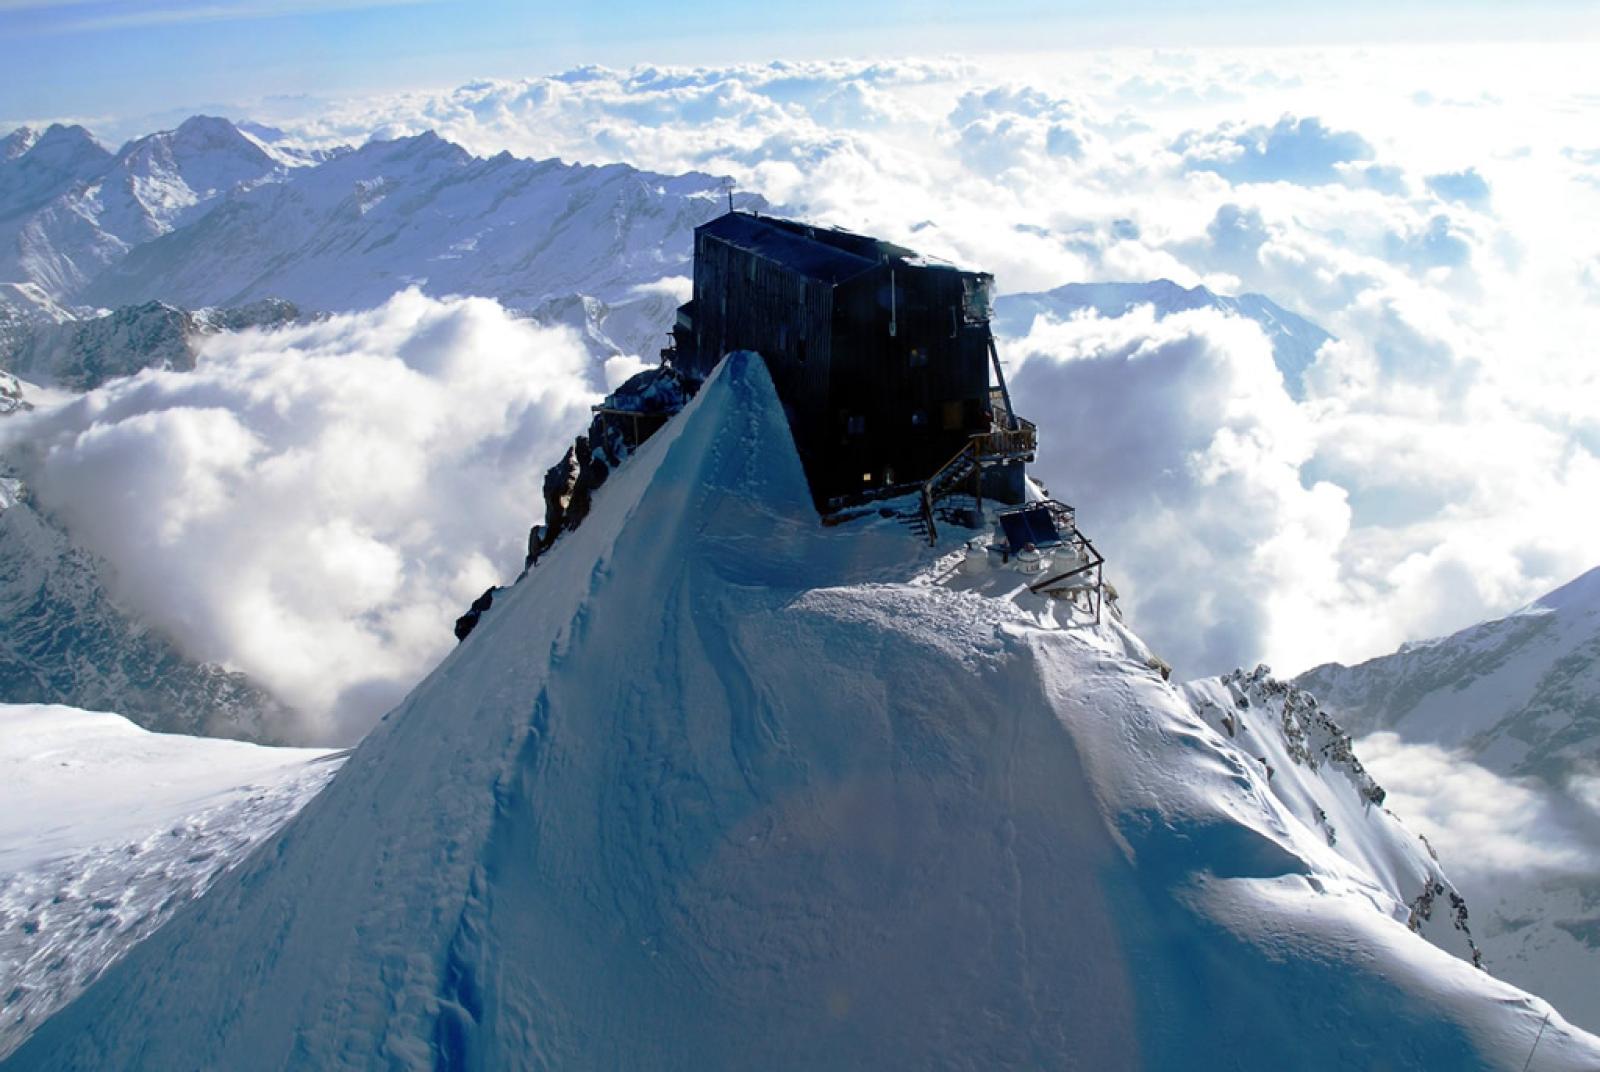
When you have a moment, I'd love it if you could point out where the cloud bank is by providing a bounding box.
[10,291,601,743]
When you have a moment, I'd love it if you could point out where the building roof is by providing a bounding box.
[697,212,883,285]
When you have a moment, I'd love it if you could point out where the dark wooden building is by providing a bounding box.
[667,212,1032,510]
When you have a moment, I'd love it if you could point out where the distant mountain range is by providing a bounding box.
[0,116,757,316]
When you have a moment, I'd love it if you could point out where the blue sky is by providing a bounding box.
[2,0,1597,133]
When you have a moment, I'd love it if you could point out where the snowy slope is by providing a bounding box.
[0,703,342,1059]
[79,132,762,312]
[994,278,1332,398]
[0,477,293,739]
[1298,568,1600,1031]
[10,352,1595,1070]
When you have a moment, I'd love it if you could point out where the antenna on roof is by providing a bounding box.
[721,177,735,214]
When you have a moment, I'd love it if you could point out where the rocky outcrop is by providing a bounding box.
[0,298,301,391]
[526,365,696,568]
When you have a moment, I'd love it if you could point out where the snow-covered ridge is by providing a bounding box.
[0,703,343,1059]
[11,352,1595,1069]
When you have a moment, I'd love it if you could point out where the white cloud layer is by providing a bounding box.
[7,291,601,743]
[1358,732,1593,875]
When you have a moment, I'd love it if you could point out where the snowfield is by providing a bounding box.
[0,704,343,1058]
[8,352,1597,1070]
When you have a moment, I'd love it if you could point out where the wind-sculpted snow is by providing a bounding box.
[0,704,343,1059]
[10,354,1599,1070]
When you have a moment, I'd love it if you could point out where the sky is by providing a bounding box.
[4,0,1600,137]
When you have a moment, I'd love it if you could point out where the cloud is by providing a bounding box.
[1007,306,1349,675]
[1177,115,1376,185]
[1425,168,1491,208]
[9,290,600,744]
[1358,732,1592,875]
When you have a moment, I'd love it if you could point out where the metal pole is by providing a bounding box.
[1522,1011,1551,1072]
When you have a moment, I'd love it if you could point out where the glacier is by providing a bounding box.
[9,351,1597,1070]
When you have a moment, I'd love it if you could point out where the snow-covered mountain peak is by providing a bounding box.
[1299,564,1600,778]
[11,351,1597,1069]
[15,124,109,176]
[1515,563,1600,616]
[118,115,277,182]
[0,127,39,163]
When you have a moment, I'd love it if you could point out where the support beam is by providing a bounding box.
[987,332,1015,430]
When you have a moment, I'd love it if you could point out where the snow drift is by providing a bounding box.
[0,704,342,1058]
[10,353,1598,1070]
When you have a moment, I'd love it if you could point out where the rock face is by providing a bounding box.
[1188,665,1483,969]
[0,298,300,391]
[0,480,292,741]
[11,353,1598,1071]
[525,363,696,566]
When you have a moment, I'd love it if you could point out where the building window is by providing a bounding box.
[942,402,964,431]
[847,415,866,436]
[909,346,928,368]
[910,410,927,427]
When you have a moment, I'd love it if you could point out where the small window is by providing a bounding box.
[847,415,866,436]
[910,410,927,427]
[942,402,964,431]
[908,347,928,368]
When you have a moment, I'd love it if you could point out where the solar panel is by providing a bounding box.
[1000,511,1034,552]
[999,506,1064,552]
[1024,506,1061,546]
